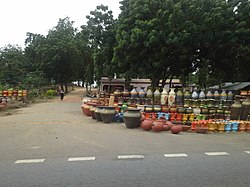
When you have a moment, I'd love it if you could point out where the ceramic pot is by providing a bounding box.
[138,87,146,98]
[238,122,246,132]
[184,90,191,99]
[220,90,227,101]
[100,106,116,123]
[83,102,92,116]
[166,121,174,130]
[192,90,198,99]
[90,104,98,119]
[214,90,220,100]
[94,106,105,121]
[154,88,161,104]
[231,121,239,132]
[199,90,206,100]
[176,89,183,106]
[195,126,208,134]
[206,90,213,99]
[171,125,182,134]
[153,105,161,113]
[246,122,250,132]
[123,108,141,128]
[168,88,176,106]
[146,88,153,99]
[160,88,168,105]
[227,90,234,101]
[217,122,226,132]
[182,125,191,132]
[152,120,164,132]
[130,88,137,98]
[224,122,232,132]
[241,95,250,120]
[144,105,153,113]
[140,119,153,131]
[230,97,242,120]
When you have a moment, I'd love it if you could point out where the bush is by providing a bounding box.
[45,90,57,98]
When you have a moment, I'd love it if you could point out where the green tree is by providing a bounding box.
[0,44,27,88]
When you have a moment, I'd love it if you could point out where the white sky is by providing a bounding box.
[0,0,121,48]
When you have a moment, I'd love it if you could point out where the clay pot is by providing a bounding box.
[151,120,164,132]
[182,125,191,132]
[94,106,105,121]
[238,122,246,132]
[123,108,141,128]
[140,119,153,131]
[195,127,208,134]
[163,125,169,131]
[171,125,182,134]
[166,121,174,130]
[140,113,146,121]
[100,106,116,123]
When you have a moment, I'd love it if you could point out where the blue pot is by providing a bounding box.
[225,122,232,132]
[231,122,239,132]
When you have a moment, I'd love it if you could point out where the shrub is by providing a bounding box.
[45,90,57,98]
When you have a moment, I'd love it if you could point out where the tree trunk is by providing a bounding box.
[64,82,68,93]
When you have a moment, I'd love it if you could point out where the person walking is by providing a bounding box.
[60,90,65,101]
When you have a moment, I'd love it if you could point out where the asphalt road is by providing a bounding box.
[0,87,249,187]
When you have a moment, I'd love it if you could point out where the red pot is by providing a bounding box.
[140,113,146,121]
[152,120,164,132]
[166,121,174,130]
[140,119,153,131]
[171,125,182,134]
[163,125,169,131]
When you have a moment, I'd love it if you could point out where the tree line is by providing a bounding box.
[0,0,249,92]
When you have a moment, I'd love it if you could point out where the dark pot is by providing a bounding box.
[94,106,104,121]
[171,125,182,134]
[100,106,116,123]
[123,108,141,128]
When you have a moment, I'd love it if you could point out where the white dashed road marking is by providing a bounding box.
[244,151,250,155]
[205,152,229,156]
[164,153,188,158]
[15,159,45,164]
[68,157,96,161]
[118,155,144,159]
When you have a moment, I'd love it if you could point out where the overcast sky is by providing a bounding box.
[0,0,121,48]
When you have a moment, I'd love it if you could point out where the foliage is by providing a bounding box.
[45,89,57,98]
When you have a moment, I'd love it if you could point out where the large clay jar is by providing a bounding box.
[230,97,242,120]
[171,125,182,134]
[241,95,250,120]
[140,119,153,131]
[176,89,183,106]
[100,106,116,123]
[160,88,168,105]
[168,88,176,106]
[206,90,213,99]
[238,122,246,132]
[94,106,104,121]
[151,120,164,132]
[90,104,97,119]
[84,102,92,116]
[123,108,141,128]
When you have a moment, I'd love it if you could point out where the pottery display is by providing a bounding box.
[146,88,153,99]
[123,108,141,128]
[154,88,161,104]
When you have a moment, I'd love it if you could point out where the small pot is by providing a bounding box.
[171,125,182,134]
[140,119,153,131]
[151,120,164,132]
